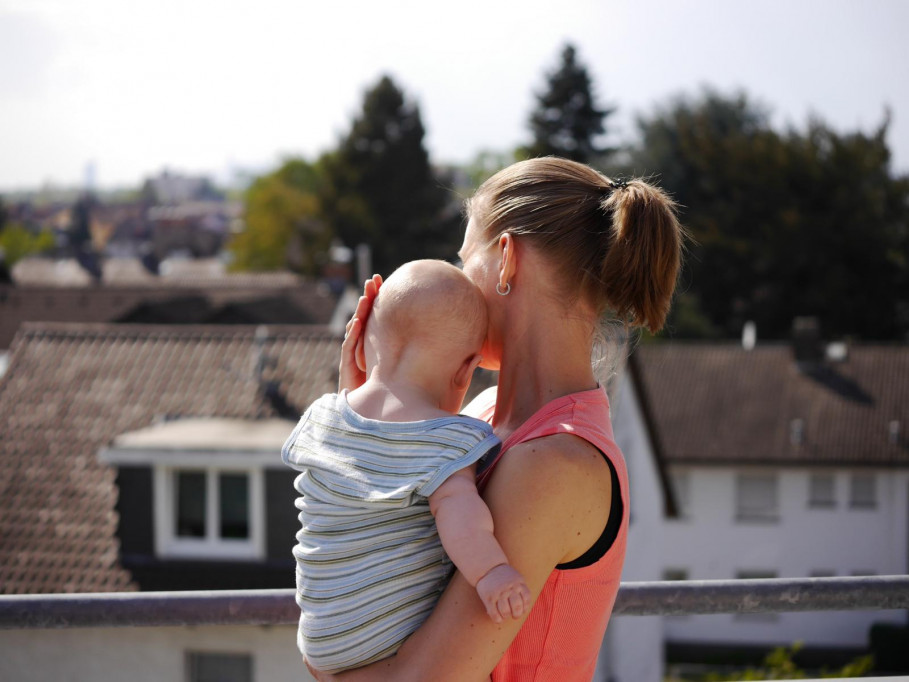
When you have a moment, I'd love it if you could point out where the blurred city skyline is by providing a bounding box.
[1,0,908,191]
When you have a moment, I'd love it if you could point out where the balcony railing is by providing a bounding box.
[1,575,908,629]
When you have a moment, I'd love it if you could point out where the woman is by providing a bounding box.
[321,157,684,681]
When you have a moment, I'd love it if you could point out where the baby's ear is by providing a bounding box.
[355,335,366,373]
[453,353,483,390]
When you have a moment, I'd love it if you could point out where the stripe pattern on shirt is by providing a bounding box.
[281,391,500,672]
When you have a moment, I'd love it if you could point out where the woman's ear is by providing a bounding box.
[453,353,484,390]
[498,233,517,288]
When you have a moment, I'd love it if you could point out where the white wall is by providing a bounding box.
[0,624,313,682]
[662,465,909,647]
[596,371,665,682]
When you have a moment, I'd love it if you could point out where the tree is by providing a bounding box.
[523,43,614,165]
[321,75,461,275]
[463,149,520,193]
[228,158,331,274]
[0,224,56,267]
[631,90,909,341]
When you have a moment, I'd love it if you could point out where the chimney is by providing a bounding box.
[825,341,849,363]
[356,243,373,284]
[792,317,823,365]
[742,321,756,351]
[789,418,804,445]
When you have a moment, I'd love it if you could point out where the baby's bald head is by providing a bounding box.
[366,260,487,373]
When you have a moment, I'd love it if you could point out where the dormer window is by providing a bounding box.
[100,418,295,563]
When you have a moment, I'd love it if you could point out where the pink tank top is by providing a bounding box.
[473,387,629,682]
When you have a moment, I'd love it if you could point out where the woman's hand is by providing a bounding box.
[339,274,382,392]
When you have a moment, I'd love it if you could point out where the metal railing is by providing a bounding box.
[1,575,908,630]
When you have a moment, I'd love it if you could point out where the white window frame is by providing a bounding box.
[735,472,779,523]
[808,472,836,509]
[186,651,253,682]
[849,472,877,509]
[155,464,265,561]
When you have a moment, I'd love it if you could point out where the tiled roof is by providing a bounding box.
[632,343,909,466]
[0,281,340,349]
[11,257,302,289]
[0,323,341,594]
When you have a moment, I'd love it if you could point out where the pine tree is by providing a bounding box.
[322,76,459,275]
[525,44,614,164]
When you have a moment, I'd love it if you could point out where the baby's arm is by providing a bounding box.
[428,466,531,624]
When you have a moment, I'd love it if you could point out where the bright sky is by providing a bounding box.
[2,0,908,191]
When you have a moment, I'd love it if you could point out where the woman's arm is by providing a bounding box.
[315,433,613,682]
[338,274,382,392]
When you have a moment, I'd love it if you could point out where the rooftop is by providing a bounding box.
[106,417,293,452]
[0,322,340,595]
[632,342,909,466]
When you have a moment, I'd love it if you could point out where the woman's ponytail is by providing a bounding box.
[468,158,685,334]
[599,179,683,333]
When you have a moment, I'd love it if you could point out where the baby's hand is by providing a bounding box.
[475,563,531,624]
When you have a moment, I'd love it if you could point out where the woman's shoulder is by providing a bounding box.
[487,427,611,507]
[503,432,609,483]
[484,432,613,566]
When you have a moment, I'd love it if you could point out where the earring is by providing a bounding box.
[496,282,511,296]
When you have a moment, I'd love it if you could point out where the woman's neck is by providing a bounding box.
[491,312,598,439]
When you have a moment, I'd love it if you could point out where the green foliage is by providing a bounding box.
[631,89,909,340]
[697,642,873,681]
[321,75,459,275]
[232,76,457,278]
[523,43,614,165]
[463,149,520,193]
[0,223,56,266]
[228,157,330,274]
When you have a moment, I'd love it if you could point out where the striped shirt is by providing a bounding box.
[281,391,500,673]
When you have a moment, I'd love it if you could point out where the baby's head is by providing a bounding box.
[364,259,488,409]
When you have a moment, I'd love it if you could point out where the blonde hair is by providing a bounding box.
[467,157,684,334]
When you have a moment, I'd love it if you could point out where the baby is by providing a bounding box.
[282,259,531,673]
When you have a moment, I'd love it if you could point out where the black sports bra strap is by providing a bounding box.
[555,450,623,570]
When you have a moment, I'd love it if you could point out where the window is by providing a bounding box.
[670,471,690,519]
[663,568,688,581]
[186,652,252,682]
[155,466,264,560]
[809,569,836,578]
[849,473,877,509]
[735,473,778,522]
[808,473,836,508]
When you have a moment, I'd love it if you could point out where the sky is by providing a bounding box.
[1,0,908,191]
